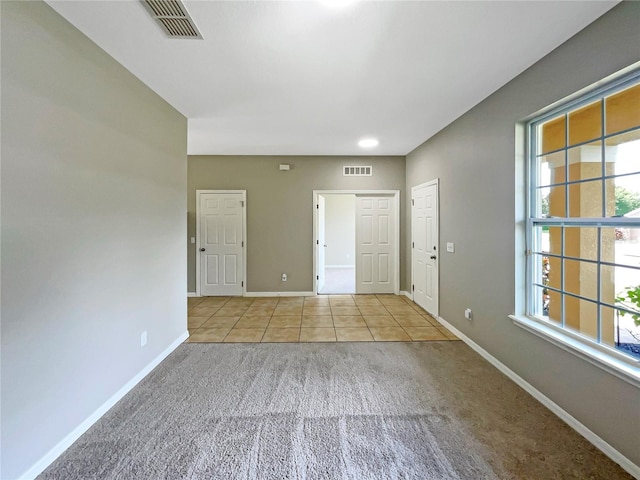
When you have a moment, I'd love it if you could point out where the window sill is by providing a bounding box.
[510,315,640,388]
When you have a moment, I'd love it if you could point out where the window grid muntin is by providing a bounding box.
[531,250,640,272]
[596,227,603,342]
[536,166,640,190]
[534,125,640,218]
[535,123,640,163]
[600,98,607,225]
[530,281,640,319]
[563,111,569,232]
[560,222,566,327]
[530,223,640,311]
[526,71,640,362]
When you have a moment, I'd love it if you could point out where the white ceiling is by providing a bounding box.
[47,0,617,156]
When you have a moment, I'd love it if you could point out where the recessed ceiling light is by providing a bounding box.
[358,138,379,149]
[319,0,356,8]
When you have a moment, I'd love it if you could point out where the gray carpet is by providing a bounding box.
[39,342,631,479]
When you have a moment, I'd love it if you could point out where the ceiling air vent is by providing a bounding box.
[141,0,203,39]
[343,166,372,177]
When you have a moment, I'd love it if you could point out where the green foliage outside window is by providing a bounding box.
[615,186,640,217]
[616,285,640,325]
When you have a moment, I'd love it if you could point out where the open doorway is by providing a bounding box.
[317,194,356,294]
[313,190,400,295]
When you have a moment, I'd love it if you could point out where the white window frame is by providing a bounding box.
[511,69,640,387]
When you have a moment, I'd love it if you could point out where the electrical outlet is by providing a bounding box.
[282,273,287,282]
[464,308,473,321]
[141,331,148,347]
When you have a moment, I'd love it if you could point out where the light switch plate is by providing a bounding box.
[446,242,455,253]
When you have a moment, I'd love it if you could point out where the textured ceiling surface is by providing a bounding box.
[47,1,617,155]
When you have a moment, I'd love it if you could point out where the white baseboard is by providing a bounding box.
[325,265,355,269]
[436,316,640,479]
[19,331,190,480]
[187,292,198,297]
[399,290,412,300]
[244,291,410,298]
[245,291,315,297]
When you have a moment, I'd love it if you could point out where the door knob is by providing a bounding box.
[200,248,205,252]
[430,255,437,260]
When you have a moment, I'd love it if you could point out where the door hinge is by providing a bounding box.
[240,200,245,207]
[317,275,319,280]
[412,284,415,292]
[526,249,532,256]
[242,241,244,247]
[412,242,415,248]
[241,281,244,287]
[316,204,319,209]
[317,240,319,245]
[411,199,415,206]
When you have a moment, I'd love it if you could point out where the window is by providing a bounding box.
[526,73,640,372]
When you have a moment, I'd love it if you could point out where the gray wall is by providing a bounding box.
[188,156,405,293]
[1,2,187,478]
[324,195,356,267]
[405,1,640,467]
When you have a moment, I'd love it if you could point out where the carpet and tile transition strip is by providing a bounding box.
[40,342,632,479]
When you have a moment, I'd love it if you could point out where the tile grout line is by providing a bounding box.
[188,295,458,344]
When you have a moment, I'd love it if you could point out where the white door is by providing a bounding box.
[199,192,244,296]
[317,195,326,291]
[355,195,395,294]
[412,181,438,316]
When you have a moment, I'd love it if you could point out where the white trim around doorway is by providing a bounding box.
[195,190,247,297]
[312,190,400,296]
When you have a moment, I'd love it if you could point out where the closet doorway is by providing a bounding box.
[313,190,399,295]
[317,194,356,294]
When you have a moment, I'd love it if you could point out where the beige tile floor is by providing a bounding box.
[187,294,460,343]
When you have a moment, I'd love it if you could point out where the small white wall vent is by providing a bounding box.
[343,166,372,176]
[141,0,203,39]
